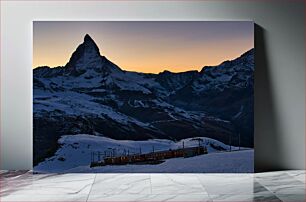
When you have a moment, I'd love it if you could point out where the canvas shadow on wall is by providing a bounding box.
[33,21,254,173]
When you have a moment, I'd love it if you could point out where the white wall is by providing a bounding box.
[1,0,304,171]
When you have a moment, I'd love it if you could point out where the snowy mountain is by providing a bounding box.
[34,134,253,173]
[33,34,254,166]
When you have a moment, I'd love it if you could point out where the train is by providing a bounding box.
[90,146,207,167]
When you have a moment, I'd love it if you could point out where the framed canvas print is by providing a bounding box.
[33,21,254,173]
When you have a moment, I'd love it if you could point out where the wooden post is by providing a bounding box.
[229,135,232,152]
[183,141,185,157]
[239,133,241,151]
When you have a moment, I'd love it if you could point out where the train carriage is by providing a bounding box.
[100,146,207,166]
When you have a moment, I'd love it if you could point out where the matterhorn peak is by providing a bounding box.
[84,34,96,44]
[65,34,102,73]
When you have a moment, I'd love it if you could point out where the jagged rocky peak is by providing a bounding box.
[83,34,101,56]
[200,48,254,74]
[84,34,96,43]
[33,34,122,78]
[65,34,103,72]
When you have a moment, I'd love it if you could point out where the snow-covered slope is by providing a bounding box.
[34,134,253,173]
[33,34,254,167]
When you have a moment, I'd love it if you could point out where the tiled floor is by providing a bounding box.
[0,170,305,201]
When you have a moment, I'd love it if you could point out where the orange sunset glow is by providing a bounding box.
[33,21,254,73]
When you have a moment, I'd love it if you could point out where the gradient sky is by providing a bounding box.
[33,21,253,73]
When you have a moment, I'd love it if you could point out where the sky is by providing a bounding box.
[33,21,253,73]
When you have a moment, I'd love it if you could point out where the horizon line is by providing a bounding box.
[33,47,254,74]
